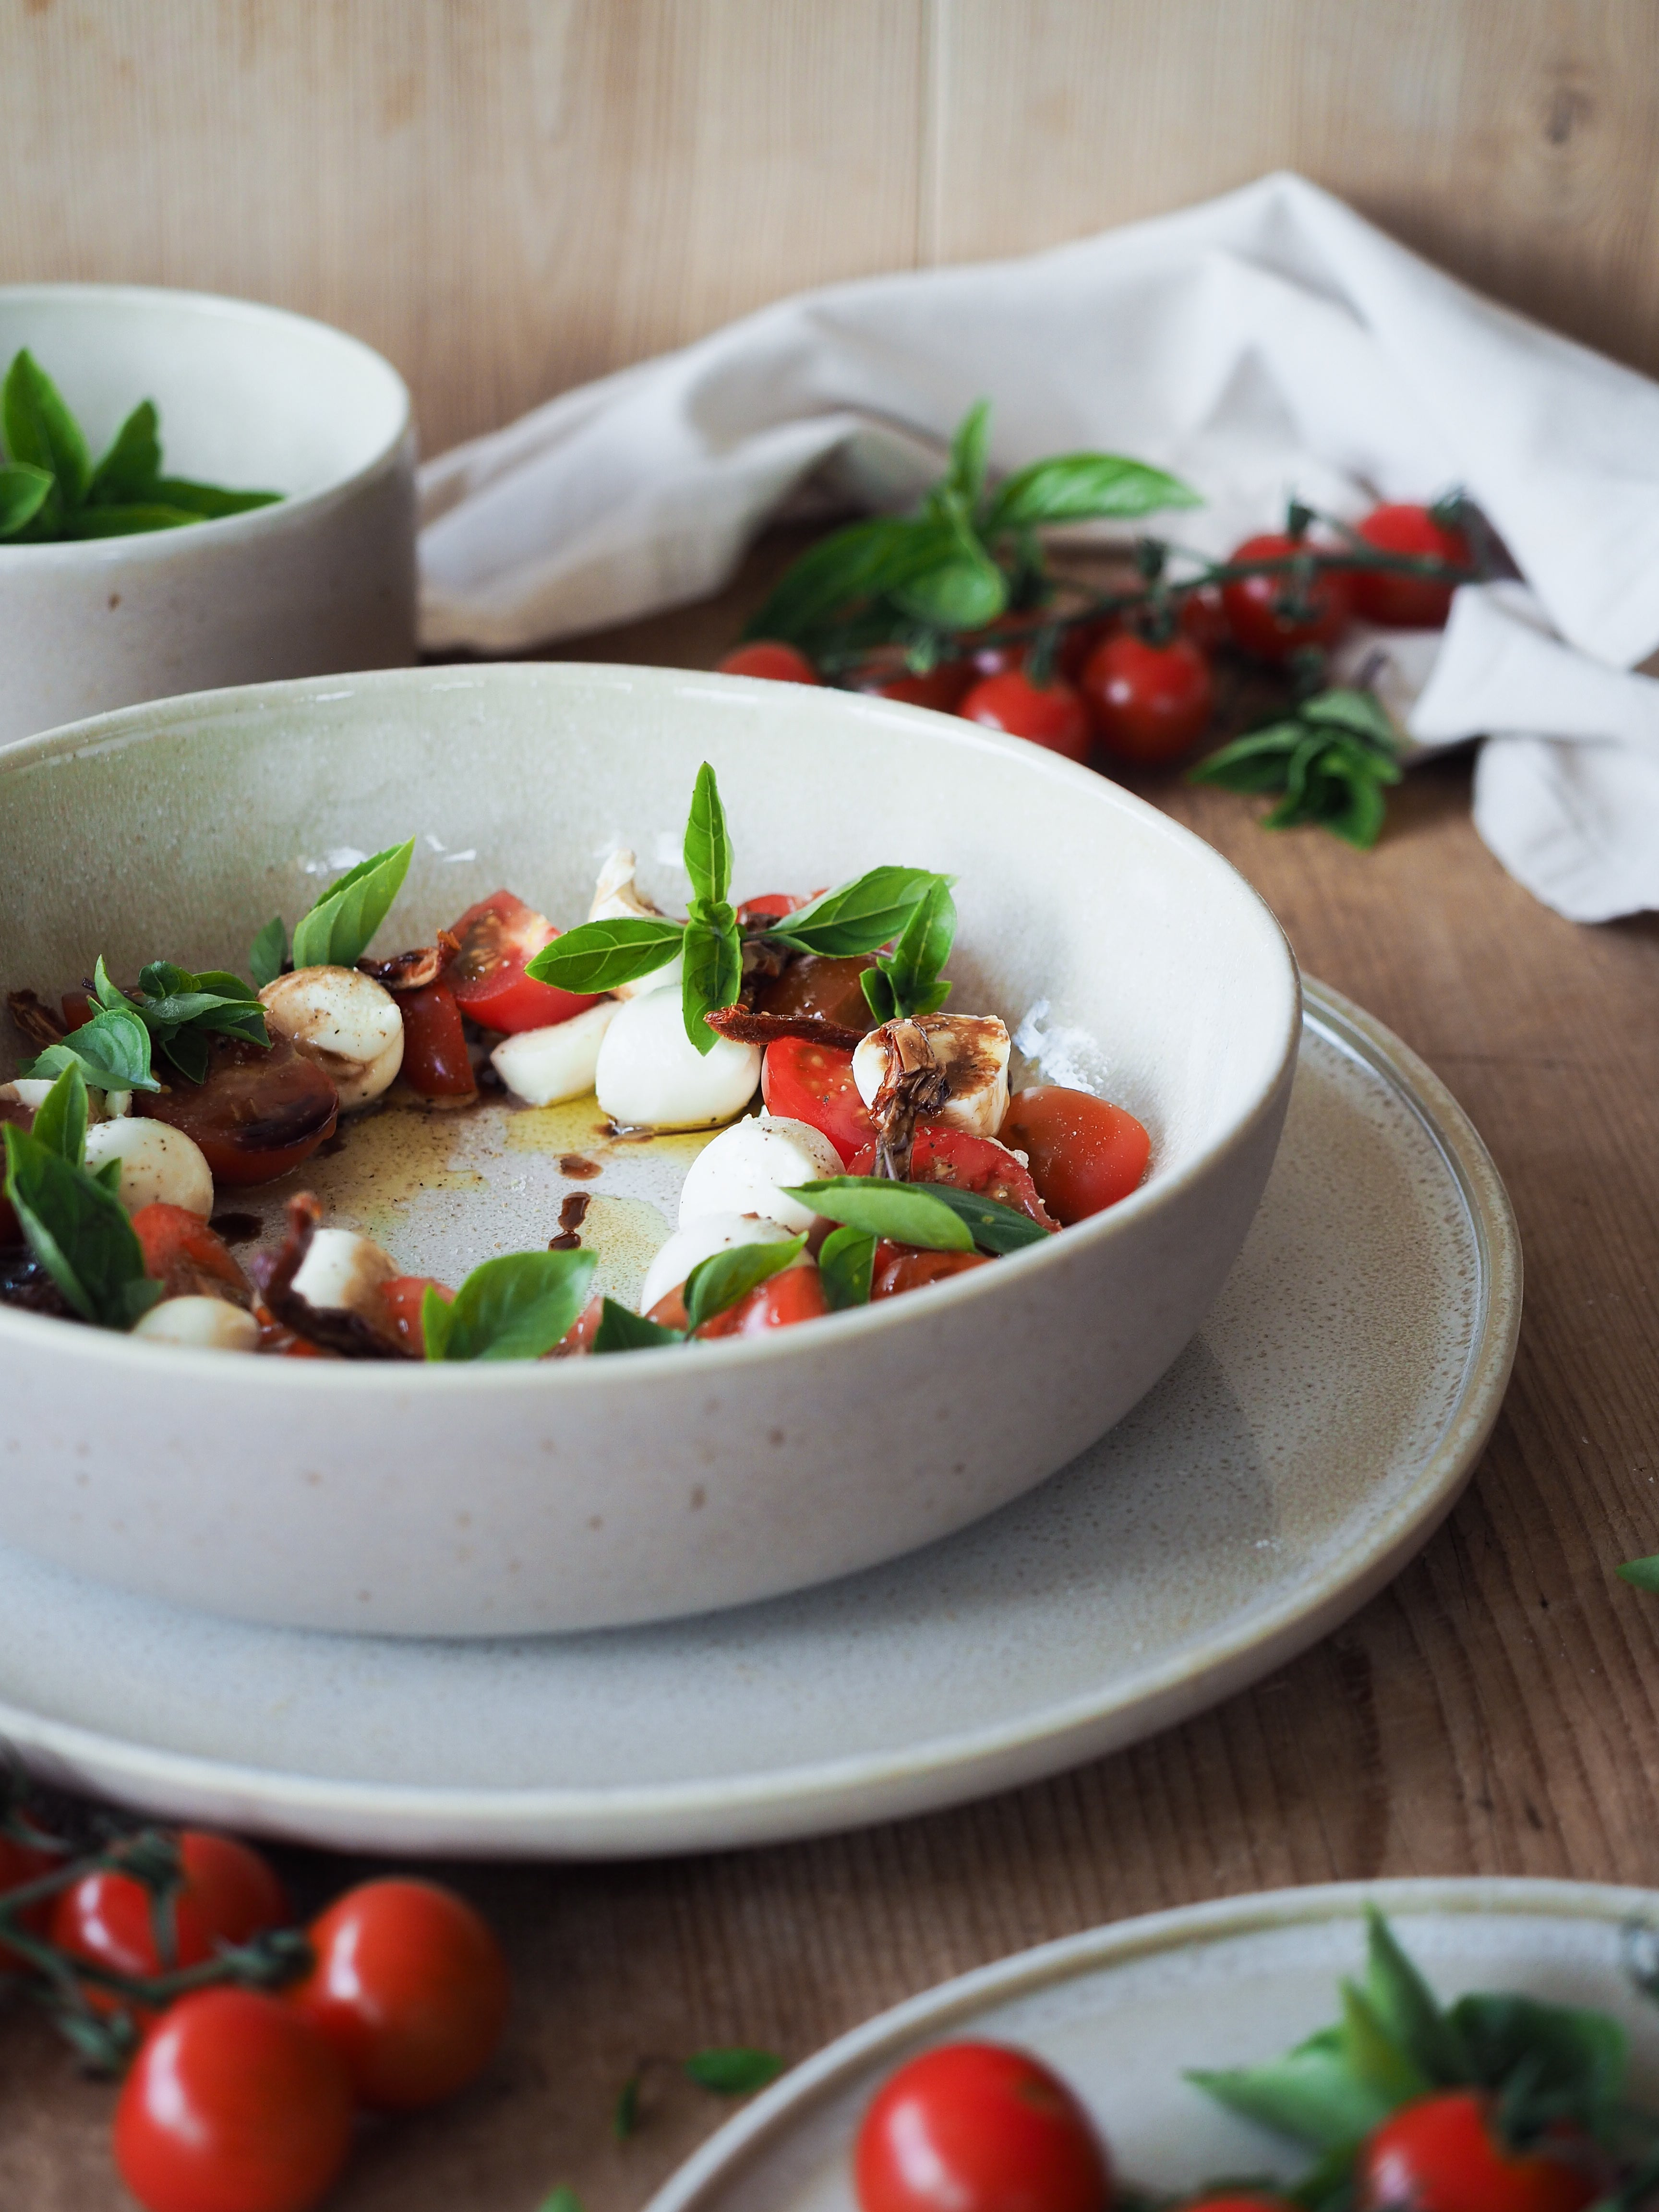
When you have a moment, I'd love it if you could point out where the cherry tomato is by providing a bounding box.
[999,1087,1151,1224]
[1181,2201,1296,2211]
[1222,532,1353,662]
[855,2040,1112,2212]
[1358,2092,1600,2212]
[1059,618,1116,684]
[397,982,476,1101]
[852,659,974,712]
[115,1987,352,2212]
[1348,503,1471,628]
[717,641,821,685]
[131,1203,250,1304]
[138,1036,337,1186]
[753,953,878,1031]
[444,890,599,1035]
[378,1274,452,1356]
[737,892,809,927]
[60,989,93,1032]
[847,1125,1056,1230]
[290,1876,509,2112]
[761,1037,873,1162]
[1081,633,1214,765]
[50,1830,287,1996]
[1178,585,1231,653]
[870,1243,991,1299]
[697,1265,830,1337]
[959,670,1093,763]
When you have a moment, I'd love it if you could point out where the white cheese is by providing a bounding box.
[639,1211,808,1319]
[852,1014,1011,1140]
[132,1296,260,1352]
[83,1118,214,1216]
[259,966,403,1110]
[678,1115,843,1233]
[291,1226,398,1317]
[491,1000,619,1107]
[594,985,760,1132]
[588,847,683,999]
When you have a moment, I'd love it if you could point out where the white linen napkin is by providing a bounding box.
[419,171,1659,921]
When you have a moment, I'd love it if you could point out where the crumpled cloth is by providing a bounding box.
[419,170,1659,921]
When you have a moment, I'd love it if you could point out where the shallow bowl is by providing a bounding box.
[0,284,415,745]
[0,664,1298,1636]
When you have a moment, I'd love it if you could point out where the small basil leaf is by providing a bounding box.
[683,1236,805,1332]
[769,867,940,958]
[88,400,162,505]
[537,2191,586,2212]
[428,1250,597,1361]
[525,916,685,994]
[1299,687,1400,749]
[161,1026,210,1083]
[683,2047,786,2095]
[946,399,991,512]
[592,1298,685,1353]
[684,762,733,909]
[0,462,53,540]
[859,966,897,1025]
[984,453,1199,534]
[420,1286,456,1361]
[248,918,287,991]
[1619,1555,1659,1592]
[22,1005,158,1094]
[29,1065,87,1167]
[742,516,947,647]
[612,2072,642,2141]
[890,538,1007,630]
[1362,1908,1469,2086]
[2,1122,159,1330]
[151,477,282,518]
[782,1177,974,1252]
[1189,2025,1395,2152]
[871,873,956,1019]
[291,839,415,970]
[62,503,200,538]
[912,1181,1050,1253]
[681,907,742,1056]
[2,350,91,507]
[817,1225,875,1310]
[1338,1979,1432,2104]
[1449,1993,1627,2136]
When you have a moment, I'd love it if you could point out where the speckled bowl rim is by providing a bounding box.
[646,1877,1652,2212]
[0,981,1521,1851]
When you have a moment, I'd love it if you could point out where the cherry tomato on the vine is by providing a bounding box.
[1348,504,1471,628]
[1081,632,1214,765]
[852,660,973,713]
[1221,532,1353,663]
[115,1987,353,2212]
[50,1830,287,1997]
[445,890,599,1035]
[999,1087,1151,1224]
[959,670,1093,763]
[697,1266,830,1337]
[1357,2091,1601,2212]
[855,2041,1112,2212]
[290,1877,509,2111]
[1180,2200,1297,2211]
[1178,584,1231,654]
[761,1037,871,1163]
[718,641,821,685]
[397,982,476,1102]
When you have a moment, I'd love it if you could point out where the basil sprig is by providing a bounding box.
[817,1224,876,1310]
[2,1066,159,1330]
[0,350,281,544]
[590,1236,805,1354]
[290,840,416,970]
[786,1176,1049,1255]
[22,988,157,1094]
[95,957,268,1084]
[248,917,287,991]
[1190,687,1403,850]
[860,874,956,1022]
[679,763,742,1056]
[421,1249,597,1362]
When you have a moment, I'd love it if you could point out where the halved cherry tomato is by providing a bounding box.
[290,1877,510,2112]
[697,1265,830,1337]
[444,890,599,1035]
[870,1243,991,1299]
[1178,584,1231,653]
[1348,503,1471,628]
[852,659,974,713]
[762,1037,872,1162]
[717,641,821,685]
[51,1830,287,2007]
[847,1125,1056,1230]
[958,670,1093,763]
[855,2040,1112,2212]
[1081,633,1214,765]
[737,892,809,928]
[1222,532,1353,662]
[379,1274,452,1356]
[60,990,93,1032]
[998,1087,1150,1223]
[1357,2091,1600,2212]
[553,1292,606,1357]
[115,1987,352,2212]
[131,1202,251,1304]
[397,982,476,1101]
[137,1035,338,1187]
[754,953,878,1031]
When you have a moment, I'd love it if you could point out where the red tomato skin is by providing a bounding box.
[1222,533,1353,662]
[762,1037,870,1162]
[1178,584,1231,653]
[855,2041,1111,2212]
[753,952,878,1032]
[697,1266,830,1337]
[737,892,808,927]
[1358,2092,1600,2212]
[870,1243,991,1299]
[138,1037,338,1187]
[290,1877,509,2112]
[1181,2200,1297,2211]
[998,1088,1150,1224]
[444,890,600,1035]
[847,1125,1056,1231]
[959,671,1093,763]
[131,1204,251,1304]
[398,983,476,1101]
[50,1831,287,1994]
[853,660,974,712]
[378,1275,453,1357]
[1081,633,1214,765]
[717,641,821,685]
[1349,504,1471,627]
[115,1988,352,2212]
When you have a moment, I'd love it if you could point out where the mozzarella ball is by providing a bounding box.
[678,1115,843,1233]
[853,1014,1011,1140]
[491,1000,619,1107]
[589,848,684,1000]
[1,1079,125,1122]
[83,1118,214,1216]
[132,1297,260,1352]
[639,1211,808,1319]
[259,966,404,1111]
[594,985,760,1132]
[291,1227,398,1318]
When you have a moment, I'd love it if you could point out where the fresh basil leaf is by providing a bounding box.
[913,1181,1050,1253]
[538,2190,586,2212]
[817,1225,875,1310]
[0,462,53,540]
[88,400,161,505]
[1338,1979,1432,2105]
[860,967,898,1025]
[291,838,415,970]
[783,1177,974,1252]
[2,350,91,507]
[525,916,685,994]
[2,1122,159,1330]
[151,477,282,518]
[683,2046,786,2095]
[420,1286,455,1361]
[120,959,267,1077]
[62,503,201,539]
[248,918,287,991]
[1449,1993,1626,2136]
[769,867,940,958]
[29,1065,87,1167]
[1192,690,1402,851]
[1299,687,1400,749]
[946,399,991,512]
[890,532,1007,630]
[867,873,956,1019]
[742,516,947,647]
[93,1158,123,1199]
[592,1298,685,1353]
[1361,1909,1469,2086]
[681,907,742,1056]
[160,1026,210,1083]
[683,1236,805,1332]
[684,762,733,908]
[22,1005,158,1094]
[426,1249,597,1362]
[1619,1555,1659,1592]
[1189,2024,1395,2152]
[984,453,1199,534]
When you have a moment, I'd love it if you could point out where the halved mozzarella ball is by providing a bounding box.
[594,985,760,1132]
[132,1296,260,1352]
[491,1000,619,1107]
[83,1118,214,1216]
[639,1210,808,1319]
[291,1227,398,1318]
[678,1115,843,1233]
[0,1079,127,1121]
[259,966,404,1111]
[589,847,683,999]
[853,1014,1011,1140]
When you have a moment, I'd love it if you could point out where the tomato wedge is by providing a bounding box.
[870,1243,991,1299]
[131,1203,251,1303]
[761,1037,872,1162]
[696,1267,829,1337]
[848,1124,1056,1230]
[137,1035,338,1186]
[397,983,476,1101]
[444,890,600,1034]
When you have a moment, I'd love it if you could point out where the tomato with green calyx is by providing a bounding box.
[847,1125,1055,1230]
[958,669,1093,763]
[137,1034,337,1186]
[718,642,821,685]
[397,982,475,1101]
[1357,2091,1601,2212]
[762,1036,873,1162]
[50,1829,286,1997]
[1349,504,1471,628]
[1222,532,1352,662]
[855,2040,1112,2212]
[998,1087,1150,1223]
[1081,632,1214,765]
[870,1242,990,1299]
[445,890,599,1035]
[1178,584,1231,653]
[696,1265,829,1337]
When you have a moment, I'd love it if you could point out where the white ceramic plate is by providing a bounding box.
[0,983,1519,1856]
[646,1878,1659,2212]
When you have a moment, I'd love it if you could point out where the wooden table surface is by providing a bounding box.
[6,542,1659,2210]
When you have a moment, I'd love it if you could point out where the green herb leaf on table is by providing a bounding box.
[2,1117,160,1330]
[29,1064,88,1168]
[526,915,686,995]
[22,1000,157,1094]
[681,905,742,1055]
[783,1177,975,1253]
[982,451,1200,535]
[817,1224,876,1310]
[768,867,942,959]
[2,350,91,511]
[683,1237,806,1332]
[1190,686,1403,850]
[537,2190,586,2212]
[422,1250,597,1362]
[290,839,415,970]
[592,1298,685,1354]
[1619,1555,1659,1593]
[861,872,956,1022]
[0,462,53,540]
[248,918,288,992]
[683,2046,786,2095]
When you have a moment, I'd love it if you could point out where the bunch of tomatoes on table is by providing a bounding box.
[719,500,1472,776]
[0,1801,507,2212]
